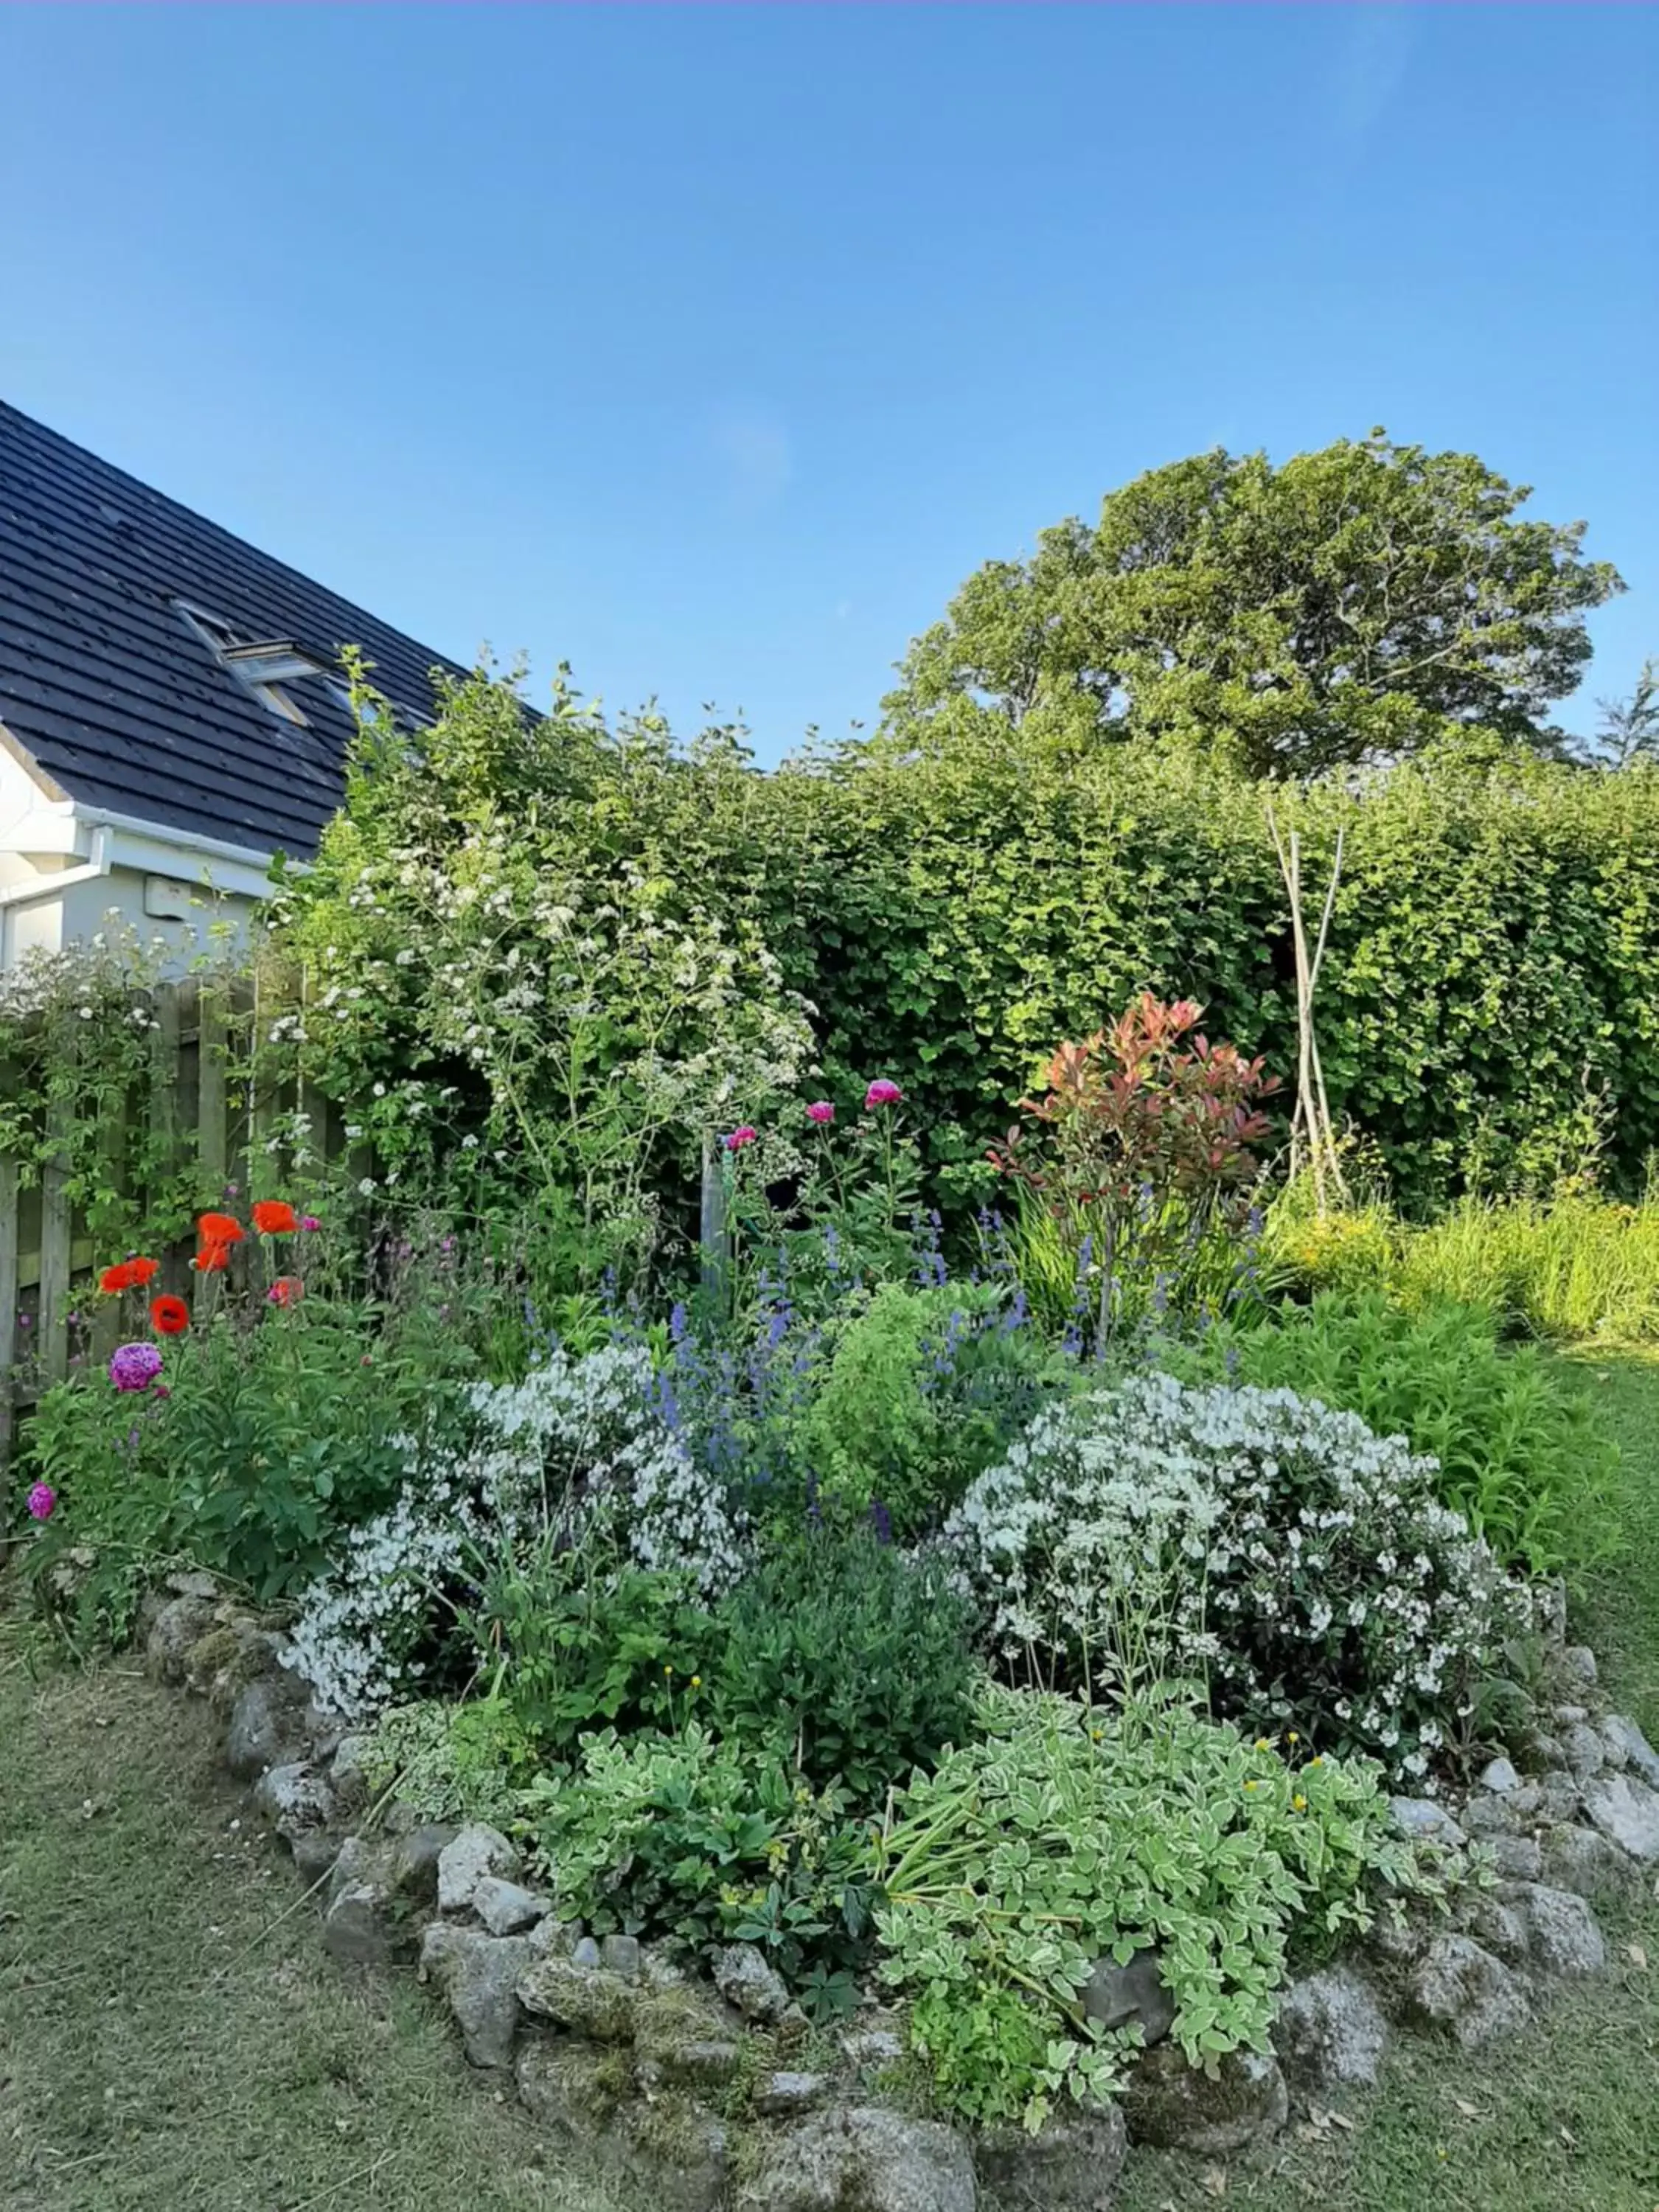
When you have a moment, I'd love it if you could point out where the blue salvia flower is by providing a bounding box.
[869,1498,893,1546]
[669,1299,689,1344]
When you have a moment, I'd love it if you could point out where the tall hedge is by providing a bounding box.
[269,671,1659,1222]
[613,731,1659,1215]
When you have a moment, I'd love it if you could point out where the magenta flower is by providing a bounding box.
[299,1214,322,1233]
[864,1079,903,1109]
[805,1101,836,1127]
[724,1126,759,1151]
[27,1481,55,1522]
[109,1341,164,1394]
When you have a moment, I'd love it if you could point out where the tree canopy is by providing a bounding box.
[881,431,1624,776]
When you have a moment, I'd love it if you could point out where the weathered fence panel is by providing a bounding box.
[0,973,341,1473]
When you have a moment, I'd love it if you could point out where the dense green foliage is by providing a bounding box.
[248,657,1659,1228]
[521,1726,879,2020]
[1269,1191,1659,1342]
[880,431,1623,775]
[1158,1292,1622,1576]
[709,1526,977,1798]
[874,1689,1421,2126]
[794,1281,1062,1534]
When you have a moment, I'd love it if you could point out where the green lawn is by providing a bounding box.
[0,1628,635,2211]
[3,1352,1658,2211]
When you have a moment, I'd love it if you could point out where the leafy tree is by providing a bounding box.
[882,431,1624,776]
[1592,657,1659,766]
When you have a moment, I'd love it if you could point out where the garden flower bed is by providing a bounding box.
[13,1006,1659,2211]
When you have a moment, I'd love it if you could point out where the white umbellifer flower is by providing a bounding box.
[285,1343,746,1718]
[942,1371,1520,1780]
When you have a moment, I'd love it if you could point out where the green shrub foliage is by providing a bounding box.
[251,661,1659,1231]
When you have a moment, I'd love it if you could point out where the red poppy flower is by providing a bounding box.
[192,1242,232,1275]
[251,1200,299,1236]
[267,1275,305,1309]
[196,1212,245,1246]
[100,1256,161,1294]
[150,1293,190,1336]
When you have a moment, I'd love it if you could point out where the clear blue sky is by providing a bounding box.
[2,4,1654,762]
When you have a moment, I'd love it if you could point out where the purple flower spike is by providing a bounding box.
[109,1341,164,1394]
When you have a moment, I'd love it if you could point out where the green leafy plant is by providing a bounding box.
[1158,1290,1621,1575]
[873,1687,1423,2129]
[795,1281,1065,1535]
[359,1696,538,1828]
[467,1558,720,1762]
[709,1525,977,1801]
[519,1725,879,2018]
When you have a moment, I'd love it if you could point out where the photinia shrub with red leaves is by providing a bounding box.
[989,993,1280,1348]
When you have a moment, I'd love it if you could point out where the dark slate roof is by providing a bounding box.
[0,400,468,858]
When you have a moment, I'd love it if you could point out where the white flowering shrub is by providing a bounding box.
[945,1372,1522,1779]
[286,1342,745,1715]
[262,661,815,1269]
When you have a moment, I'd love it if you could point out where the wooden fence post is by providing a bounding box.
[38,1064,72,1391]
[0,1058,18,1473]
[699,1133,730,1312]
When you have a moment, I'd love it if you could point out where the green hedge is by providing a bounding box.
[623,731,1659,1215]
[266,670,1659,1222]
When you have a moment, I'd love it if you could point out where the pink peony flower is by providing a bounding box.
[27,1481,55,1522]
[724,1126,759,1151]
[864,1079,903,1109]
[805,1102,836,1126]
[109,1341,164,1393]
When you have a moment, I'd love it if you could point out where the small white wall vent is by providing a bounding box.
[143,875,198,921]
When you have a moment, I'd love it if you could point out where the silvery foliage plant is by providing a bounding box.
[945,1370,1525,1780]
[286,1343,745,1716]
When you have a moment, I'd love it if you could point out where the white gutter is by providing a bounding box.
[66,805,282,877]
[0,824,113,911]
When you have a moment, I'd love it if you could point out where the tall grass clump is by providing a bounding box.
[1395,1194,1659,1343]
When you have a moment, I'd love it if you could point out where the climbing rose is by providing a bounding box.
[150,1294,190,1337]
[267,1276,305,1309]
[723,1127,759,1151]
[805,1102,835,1126]
[109,1342,164,1393]
[27,1482,55,1522]
[252,1200,299,1235]
[864,1079,902,1109]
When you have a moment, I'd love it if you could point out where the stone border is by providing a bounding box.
[139,1575,1659,2212]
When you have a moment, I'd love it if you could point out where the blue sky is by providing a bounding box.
[1,4,1654,762]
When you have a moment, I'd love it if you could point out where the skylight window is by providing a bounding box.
[174,602,330,726]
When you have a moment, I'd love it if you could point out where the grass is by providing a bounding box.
[0,1624,639,2212]
[4,1350,1658,2211]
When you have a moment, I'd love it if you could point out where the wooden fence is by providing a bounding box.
[0,975,346,1470]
